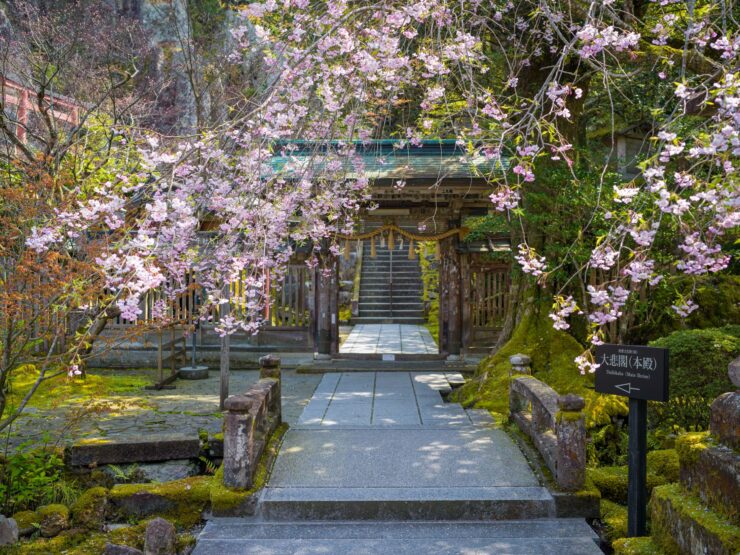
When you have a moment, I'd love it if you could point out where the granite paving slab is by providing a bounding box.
[193,519,602,555]
[339,324,438,354]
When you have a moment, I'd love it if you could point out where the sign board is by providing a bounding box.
[595,344,669,402]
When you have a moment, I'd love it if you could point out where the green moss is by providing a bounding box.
[588,466,668,504]
[11,511,38,535]
[646,449,679,483]
[600,499,628,542]
[5,367,152,412]
[210,423,288,514]
[556,410,584,423]
[70,487,107,530]
[2,520,150,554]
[675,431,713,464]
[451,306,628,427]
[612,536,662,555]
[650,483,740,554]
[108,521,147,550]
[109,476,211,528]
[36,504,69,537]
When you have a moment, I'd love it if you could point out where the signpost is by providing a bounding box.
[595,344,669,537]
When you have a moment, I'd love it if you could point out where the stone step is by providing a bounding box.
[359,311,424,318]
[193,519,602,555]
[361,276,421,283]
[259,487,557,522]
[361,271,420,276]
[361,285,422,292]
[351,317,427,324]
[358,303,424,310]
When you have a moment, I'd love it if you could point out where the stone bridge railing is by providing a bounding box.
[222,355,282,488]
[508,354,586,491]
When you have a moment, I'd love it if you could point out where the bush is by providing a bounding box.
[0,447,66,513]
[649,327,738,431]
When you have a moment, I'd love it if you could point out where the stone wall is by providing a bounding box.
[647,356,740,555]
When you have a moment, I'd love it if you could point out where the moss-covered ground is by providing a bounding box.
[6,366,153,412]
[450,307,628,427]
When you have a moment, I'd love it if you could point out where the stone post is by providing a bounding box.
[259,355,281,380]
[556,393,586,491]
[222,394,255,489]
[709,356,739,449]
[509,354,532,375]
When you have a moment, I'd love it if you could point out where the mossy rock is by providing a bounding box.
[36,504,69,538]
[646,449,679,483]
[450,306,628,427]
[600,499,628,542]
[650,483,740,555]
[612,536,662,555]
[71,487,108,530]
[10,511,37,537]
[2,521,148,555]
[675,431,713,464]
[108,476,211,528]
[588,466,667,504]
[675,433,739,521]
[210,423,288,517]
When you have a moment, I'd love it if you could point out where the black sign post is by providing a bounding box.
[595,344,669,537]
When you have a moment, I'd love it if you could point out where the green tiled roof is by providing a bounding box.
[270,140,508,180]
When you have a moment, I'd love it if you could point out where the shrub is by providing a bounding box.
[0,446,66,513]
[649,327,738,431]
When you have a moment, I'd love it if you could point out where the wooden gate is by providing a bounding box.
[462,262,510,351]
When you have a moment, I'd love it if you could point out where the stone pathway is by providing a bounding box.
[297,372,470,427]
[195,372,602,554]
[339,324,437,354]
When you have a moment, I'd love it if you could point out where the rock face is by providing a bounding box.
[710,391,740,449]
[0,516,18,546]
[37,504,69,538]
[132,460,200,483]
[144,517,177,555]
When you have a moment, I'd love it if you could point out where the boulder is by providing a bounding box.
[105,543,144,555]
[0,515,18,546]
[71,486,108,530]
[11,510,37,536]
[144,517,176,555]
[37,503,69,537]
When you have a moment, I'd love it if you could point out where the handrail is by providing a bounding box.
[509,372,586,491]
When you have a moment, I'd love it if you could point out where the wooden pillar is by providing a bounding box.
[219,285,230,411]
[440,235,462,358]
[461,254,471,353]
[315,252,338,356]
[447,244,462,357]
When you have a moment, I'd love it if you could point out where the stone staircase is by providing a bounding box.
[353,238,425,325]
[193,372,603,555]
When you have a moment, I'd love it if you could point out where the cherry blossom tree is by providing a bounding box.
[25,0,739,376]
